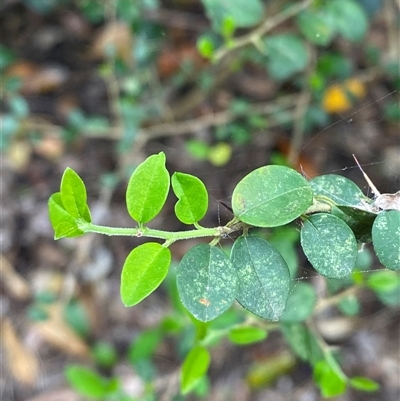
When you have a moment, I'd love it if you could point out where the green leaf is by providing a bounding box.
[264,34,309,81]
[172,172,208,225]
[126,152,170,224]
[65,365,110,399]
[120,243,171,306]
[296,10,335,46]
[231,236,290,321]
[301,213,358,279]
[48,193,85,239]
[349,376,380,392]
[128,328,162,363]
[232,165,313,227]
[310,174,367,207]
[325,0,368,42]
[202,0,264,31]
[176,244,237,322]
[367,270,400,293]
[181,346,210,394]
[60,168,91,222]
[281,323,323,365]
[332,205,376,243]
[338,294,360,316]
[313,359,347,397]
[372,210,400,271]
[280,282,317,322]
[228,326,267,345]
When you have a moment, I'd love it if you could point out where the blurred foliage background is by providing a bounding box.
[0,0,399,400]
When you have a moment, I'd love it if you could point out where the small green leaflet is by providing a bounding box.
[301,213,358,279]
[120,243,171,306]
[176,244,237,322]
[231,236,290,321]
[310,174,368,207]
[180,346,210,394]
[264,34,309,81]
[60,167,91,221]
[372,210,400,271]
[172,172,208,225]
[280,282,317,323]
[228,326,267,345]
[48,192,85,239]
[126,152,170,224]
[296,9,335,46]
[232,165,313,227]
[349,376,380,392]
[313,358,347,398]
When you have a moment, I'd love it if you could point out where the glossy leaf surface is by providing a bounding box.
[232,165,313,227]
[310,174,367,206]
[231,236,290,321]
[177,244,237,322]
[172,172,208,224]
[280,282,317,322]
[60,168,91,221]
[121,243,171,306]
[181,346,210,394]
[126,152,170,224]
[301,213,358,278]
[372,210,400,271]
[48,192,84,239]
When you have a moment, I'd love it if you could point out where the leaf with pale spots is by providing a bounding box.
[230,236,290,321]
[372,210,400,271]
[232,165,313,227]
[301,213,358,278]
[310,174,369,207]
[176,244,237,322]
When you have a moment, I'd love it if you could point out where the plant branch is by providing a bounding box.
[212,0,313,62]
[78,221,245,242]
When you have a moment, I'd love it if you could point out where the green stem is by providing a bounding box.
[78,222,232,241]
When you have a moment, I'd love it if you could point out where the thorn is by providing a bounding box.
[352,154,381,197]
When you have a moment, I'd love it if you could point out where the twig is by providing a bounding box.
[213,0,313,62]
[314,285,360,313]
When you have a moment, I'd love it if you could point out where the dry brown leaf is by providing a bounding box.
[91,22,133,65]
[0,318,39,386]
[0,254,31,300]
[31,303,90,358]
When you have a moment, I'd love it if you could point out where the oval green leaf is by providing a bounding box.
[372,210,400,271]
[176,244,237,322]
[65,365,109,399]
[48,192,84,239]
[325,0,368,42]
[172,172,208,225]
[349,376,380,392]
[120,243,171,306]
[280,282,317,322]
[202,0,263,31]
[230,236,290,321]
[332,205,376,243]
[310,174,368,207]
[232,165,313,227]
[228,326,267,345]
[60,167,91,222]
[181,346,210,395]
[264,34,309,81]
[297,10,335,46]
[126,152,170,224]
[301,213,358,279]
[313,359,347,398]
